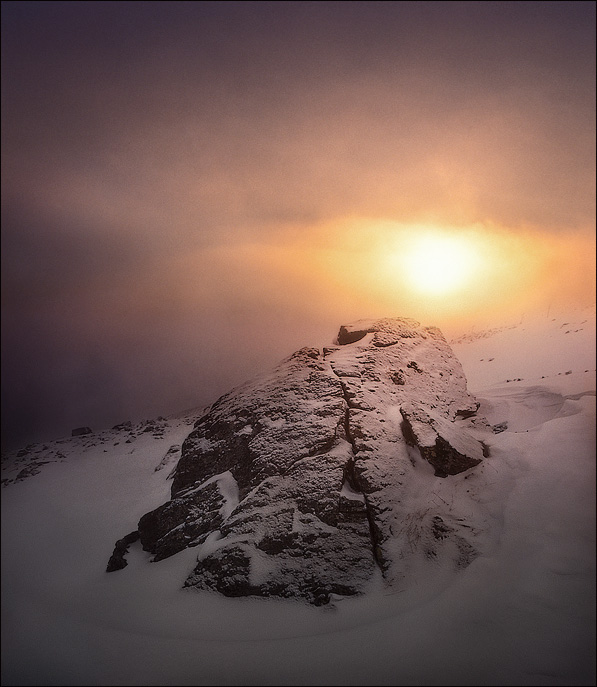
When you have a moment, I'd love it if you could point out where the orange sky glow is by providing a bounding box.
[167,218,595,337]
[2,1,595,447]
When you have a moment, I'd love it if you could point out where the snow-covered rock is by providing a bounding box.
[107,318,491,604]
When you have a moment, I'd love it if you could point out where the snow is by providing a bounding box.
[340,479,366,502]
[215,471,240,519]
[2,309,595,686]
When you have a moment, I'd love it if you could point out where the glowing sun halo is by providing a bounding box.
[397,231,482,296]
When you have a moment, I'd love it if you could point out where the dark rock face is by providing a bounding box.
[138,481,226,561]
[106,531,140,572]
[400,405,483,477]
[107,318,492,604]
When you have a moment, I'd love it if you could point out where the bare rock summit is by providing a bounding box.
[107,318,492,605]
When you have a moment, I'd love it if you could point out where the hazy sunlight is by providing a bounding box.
[405,232,479,294]
[384,228,485,297]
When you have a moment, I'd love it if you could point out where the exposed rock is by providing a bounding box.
[16,461,50,481]
[389,370,406,385]
[138,480,228,561]
[72,426,92,436]
[400,404,483,477]
[336,317,421,345]
[107,318,491,604]
[106,531,140,572]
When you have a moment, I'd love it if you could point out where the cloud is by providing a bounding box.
[1,1,595,448]
[3,1,595,241]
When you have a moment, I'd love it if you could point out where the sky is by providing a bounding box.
[2,1,596,450]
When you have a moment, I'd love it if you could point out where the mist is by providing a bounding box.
[2,1,595,449]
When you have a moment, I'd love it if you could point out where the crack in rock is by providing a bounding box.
[334,372,385,573]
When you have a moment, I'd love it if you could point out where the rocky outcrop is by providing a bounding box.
[400,404,483,477]
[106,531,140,572]
[107,318,492,604]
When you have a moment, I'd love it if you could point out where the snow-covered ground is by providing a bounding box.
[2,308,595,686]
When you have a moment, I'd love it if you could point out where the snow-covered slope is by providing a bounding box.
[2,308,595,686]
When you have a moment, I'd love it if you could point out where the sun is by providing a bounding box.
[391,229,483,296]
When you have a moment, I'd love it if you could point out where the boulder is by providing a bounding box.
[107,318,491,603]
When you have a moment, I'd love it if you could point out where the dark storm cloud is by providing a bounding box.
[2,1,595,449]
